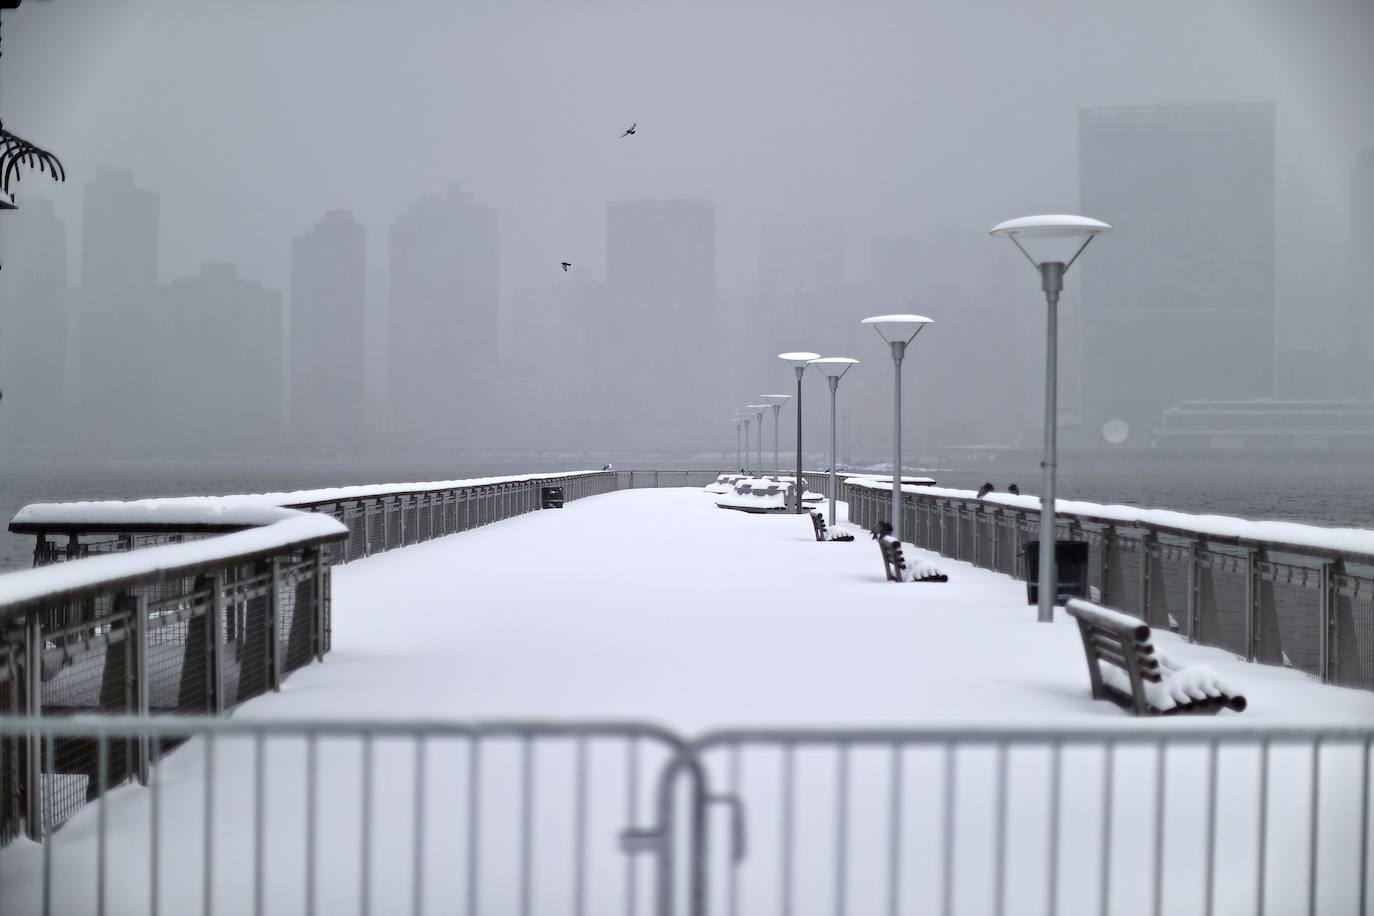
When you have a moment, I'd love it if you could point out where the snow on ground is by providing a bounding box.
[262,487,1370,728]
[2,488,1371,915]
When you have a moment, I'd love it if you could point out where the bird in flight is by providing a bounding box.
[620,122,636,138]
[560,261,572,272]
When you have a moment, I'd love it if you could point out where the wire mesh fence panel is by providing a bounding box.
[1264,557,1323,675]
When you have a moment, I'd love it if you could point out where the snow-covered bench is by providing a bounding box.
[877,535,948,583]
[810,510,854,543]
[1065,599,1247,716]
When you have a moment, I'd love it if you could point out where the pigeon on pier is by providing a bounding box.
[561,261,572,272]
[620,122,637,138]
[1007,483,1020,495]
[977,482,994,499]
[871,521,893,541]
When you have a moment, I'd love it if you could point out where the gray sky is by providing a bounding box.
[2,0,1371,453]
[5,0,1369,301]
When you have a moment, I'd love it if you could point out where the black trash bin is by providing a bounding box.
[1022,540,1090,605]
[540,486,565,509]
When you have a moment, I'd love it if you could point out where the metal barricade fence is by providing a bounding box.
[0,716,1368,916]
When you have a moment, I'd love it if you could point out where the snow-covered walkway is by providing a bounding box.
[4,487,1372,916]
[255,486,1371,727]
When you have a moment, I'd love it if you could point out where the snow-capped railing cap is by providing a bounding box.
[9,470,610,530]
[989,214,1112,238]
[844,478,1374,564]
[0,514,347,616]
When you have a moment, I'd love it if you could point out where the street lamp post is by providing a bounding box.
[748,405,768,475]
[808,358,859,526]
[734,417,744,471]
[861,316,933,544]
[740,413,753,474]
[761,394,791,474]
[778,353,820,513]
[990,214,1112,623]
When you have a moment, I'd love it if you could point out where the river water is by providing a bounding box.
[1,458,1371,571]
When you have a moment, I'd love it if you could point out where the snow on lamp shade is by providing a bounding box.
[808,357,859,378]
[778,351,821,369]
[988,214,1112,239]
[760,394,792,406]
[860,315,933,344]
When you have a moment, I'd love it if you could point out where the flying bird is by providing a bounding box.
[620,122,636,138]
[561,262,572,272]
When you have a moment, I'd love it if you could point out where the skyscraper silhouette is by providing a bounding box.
[290,210,366,452]
[388,185,499,449]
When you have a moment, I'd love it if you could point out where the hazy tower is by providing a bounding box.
[1345,147,1374,399]
[290,210,366,450]
[388,185,499,448]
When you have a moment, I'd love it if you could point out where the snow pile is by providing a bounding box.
[847,477,1374,559]
[1098,655,1241,713]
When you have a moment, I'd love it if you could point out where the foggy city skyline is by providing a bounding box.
[1,0,1373,459]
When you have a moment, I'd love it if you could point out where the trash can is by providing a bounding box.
[1022,540,1090,605]
[540,486,565,509]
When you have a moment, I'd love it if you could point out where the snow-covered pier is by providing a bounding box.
[1,473,1372,914]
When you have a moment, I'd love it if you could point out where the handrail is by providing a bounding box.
[843,478,1374,691]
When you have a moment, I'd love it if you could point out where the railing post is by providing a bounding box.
[1139,532,1160,627]
[313,548,328,662]
[268,558,282,692]
[209,573,225,715]
[1246,548,1282,665]
[131,596,150,791]
[23,612,43,841]
[1101,526,1125,608]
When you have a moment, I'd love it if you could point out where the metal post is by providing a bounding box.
[794,367,805,513]
[742,418,751,475]
[1036,261,1065,623]
[772,404,782,475]
[268,558,282,691]
[890,340,905,541]
[133,594,150,785]
[209,574,225,715]
[756,411,764,475]
[828,375,839,527]
[24,613,42,841]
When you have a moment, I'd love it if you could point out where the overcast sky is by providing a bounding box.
[4,0,1369,318]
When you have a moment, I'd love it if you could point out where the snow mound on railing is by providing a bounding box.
[10,470,607,527]
[0,514,346,610]
[847,478,1374,559]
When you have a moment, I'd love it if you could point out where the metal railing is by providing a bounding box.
[0,715,1368,916]
[11,470,622,569]
[0,471,627,846]
[844,480,1374,691]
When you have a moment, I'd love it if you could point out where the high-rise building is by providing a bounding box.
[1079,102,1276,445]
[0,197,70,451]
[76,167,162,447]
[604,198,716,446]
[80,166,159,300]
[1345,147,1374,399]
[290,210,366,450]
[388,185,499,448]
[758,218,843,297]
[159,263,284,453]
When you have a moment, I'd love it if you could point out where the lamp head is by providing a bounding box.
[861,315,932,345]
[760,394,792,408]
[808,357,859,379]
[778,351,821,371]
[989,214,1111,270]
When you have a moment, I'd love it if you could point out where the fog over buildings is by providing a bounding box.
[0,0,1371,461]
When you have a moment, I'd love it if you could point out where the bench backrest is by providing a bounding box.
[810,511,828,541]
[878,536,905,581]
[1065,600,1161,715]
